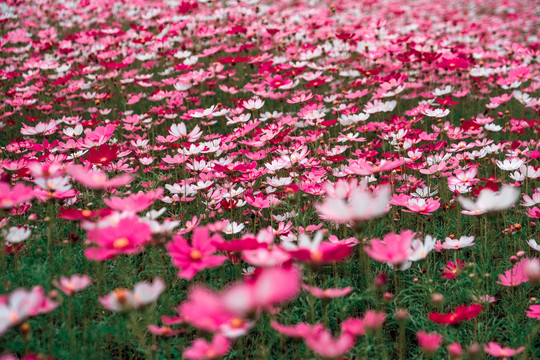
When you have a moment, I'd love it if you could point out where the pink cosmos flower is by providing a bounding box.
[346,159,404,176]
[52,274,91,296]
[0,182,34,209]
[66,165,133,190]
[303,325,356,359]
[341,318,365,337]
[287,231,352,264]
[20,120,57,136]
[99,278,165,312]
[363,310,386,333]
[183,334,230,359]
[104,189,162,212]
[364,230,415,265]
[222,265,301,314]
[166,226,227,280]
[179,286,253,338]
[447,343,463,359]
[0,286,59,336]
[302,284,353,299]
[497,258,531,286]
[526,305,540,319]
[147,325,183,337]
[316,179,391,223]
[271,321,319,338]
[448,167,479,187]
[85,216,152,261]
[483,342,524,359]
[403,197,441,215]
[417,331,443,355]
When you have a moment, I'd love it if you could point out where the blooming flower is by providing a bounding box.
[84,216,152,261]
[364,231,415,265]
[428,304,482,325]
[0,182,34,209]
[0,286,59,336]
[526,305,540,319]
[442,236,475,250]
[483,342,524,359]
[315,179,391,223]
[166,226,227,280]
[183,334,231,359]
[67,165,133,190]
[53,274,91,296]
[303,325,356,359]
[3,226,31,244]
[441,259,466,279]
[99,278,165,311]
[457,185,520,215]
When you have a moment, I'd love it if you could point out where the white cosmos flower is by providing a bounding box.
[4,226,32,244]
[457,185,520,215]
[442,236,475,249]
[408,235,437,262]
[496,158,524,171]
[527,239,540,252]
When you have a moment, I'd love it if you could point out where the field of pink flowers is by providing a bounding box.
[1,0,540,359]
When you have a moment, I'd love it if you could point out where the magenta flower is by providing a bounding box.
[526,305,540,319]
[84,217,152,261]
[166,226,227,280]
[417,331,443,355]
[0,182,34,209]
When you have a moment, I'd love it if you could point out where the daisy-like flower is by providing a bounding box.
[364,230,416,265]
[20,120,57,136]
[458,185,520,215]
[3,226,31,244]
[183,334,230,359]
[316,179,391,224]
[242,98,265,110]
[99,278,165,312]
[166,226,227,280]
[496,158,524,171]
[0,182,34,209]
[84,216,152,261]
[441,259,466,279]
[408,235,437,262]
[483,343,524,359]
[67,165,133,190]
[526,305,540,319]
[442,236,475,250]
[53,274,91,296]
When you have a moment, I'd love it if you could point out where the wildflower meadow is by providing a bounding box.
[1,0,540,358]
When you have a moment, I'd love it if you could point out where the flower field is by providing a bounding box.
[1,0,540,358]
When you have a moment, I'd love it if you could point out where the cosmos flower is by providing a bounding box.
[457,185,520,215]
[428,304,482,325]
